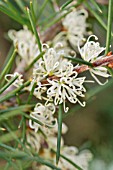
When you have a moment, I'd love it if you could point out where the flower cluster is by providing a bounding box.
[78,35,110,85]
[62,8,88,47]
[4,5,112,169]
[53,8,88,54]
[27,103,92,170]
[5,33,111,111]
[29,44,87,112]
[29,103,57,134]
[8,26,40,65]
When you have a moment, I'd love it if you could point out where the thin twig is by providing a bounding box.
[41,55,113,84]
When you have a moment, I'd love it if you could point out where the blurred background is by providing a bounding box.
[0,0,113,169]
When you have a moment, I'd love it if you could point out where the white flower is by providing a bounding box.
[32,146,92,170]
[8,26,40,65]
[33,44,71,82]
[58,146,92,170]
[47,72,86,112]
[62,9,88,48]
[8,26,35,43]
[78,35,110,85]
[29,103,57,134]
[5,72,24,87]
[33,44,70,78]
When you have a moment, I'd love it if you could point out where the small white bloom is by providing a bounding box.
[58,147,92,170]
[5,72,24,87]
[33,44,71,81]
[47,72,86,112]
[8,26,40,65]
[62,9,88,48]
[8,26,35,43]
[32,146,92,170]
[29,103,57,133]
[78,35,110,85]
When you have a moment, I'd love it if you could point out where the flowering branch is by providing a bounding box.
[41,54,113,84]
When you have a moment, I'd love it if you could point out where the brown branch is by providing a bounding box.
[92,55,113,67]
[41,55,113,84]
[74,55,113,73]
[41,22,63,42]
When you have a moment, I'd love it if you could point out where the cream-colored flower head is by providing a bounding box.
[32,146,92,170]
[62,9,88,48]
[58,146,92,170]
[78,35,110,85]
[47,71,86,112]
[33,43,71,81]
[29,103,57,134]
[8,26,40,65]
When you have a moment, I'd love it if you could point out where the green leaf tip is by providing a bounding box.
[56,104,63,164]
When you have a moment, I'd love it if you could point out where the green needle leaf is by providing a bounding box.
[37,0,49,20]
[26,7,42,52]
[0,104,34,114]
[105,0,113,55]
[0,81,30,103]
[0,3,30,27]
[30,1,36,23]
[0,130,21,143]
[52,149,83,170]
[90,0,102,13]
[56,104,63,164]
[85,2,113,36]
[0,75,18,94]
[44,10,70,29]
[60,153,83,170]
[107,67,113,77]
[4,0,21,15]
[0,150,61,170]
[0,110,22,122]
[15,0,26,13]
[64,56,93,67]
[30,156,61,170]
[64,0,84,10]
[22,116,26,144]
[1,45,14,71]
[0,143,16,151]
[0,49,17,82]
[27,81,37,104]
[25,51,45,71]
[3,124,29,153]
[61,0,73,9]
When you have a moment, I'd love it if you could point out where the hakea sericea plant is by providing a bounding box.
[6,33,111,112]
[27,104,92,170]
[0,0,113,169]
